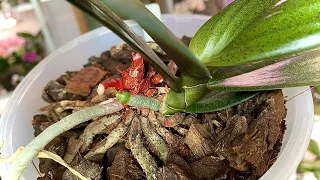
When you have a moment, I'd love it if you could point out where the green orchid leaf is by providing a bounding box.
[180,76,210,106]
[67,0,182,92]
[210,58,281,83]
[308,139,320,157]
[207,49,320,91]
[189,0,278,63]
[102,0,211,79]
[205,0,320,66]
[164,76,210,114]
[165,91,186,111]
[185,91,259,113]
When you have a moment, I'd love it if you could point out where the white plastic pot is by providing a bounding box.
[0,15,314,180]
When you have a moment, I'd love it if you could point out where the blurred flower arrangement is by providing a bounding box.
[297,139,320,180]
[5,0,30,7]
[173,0,208,14]
[0,31,44,95]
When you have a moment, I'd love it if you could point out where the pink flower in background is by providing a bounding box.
[0,47,8,58]
[0,36,25,57]
[174,0,208,14]
[23,52,38,63]
[8,37,25,47]
[195,0,207,11]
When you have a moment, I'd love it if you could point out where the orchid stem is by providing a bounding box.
[6,100,124,180]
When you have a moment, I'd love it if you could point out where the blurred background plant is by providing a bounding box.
[3,0,30,7]
[297,139,320,180]
[313,87,320,115]
[0,31,44,95]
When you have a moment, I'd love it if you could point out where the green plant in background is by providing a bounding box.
[3,0,320,179]
[298,139,320,179]
[0,31,44,91]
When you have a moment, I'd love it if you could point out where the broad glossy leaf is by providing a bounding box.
[308,139,320,157]
[102,0,211,79]
[210,58,281,82]
[207,49,320,91]
[185,91,259,113]
[67,0,182,92]
[205,0,320,66]
[189,0,278,63]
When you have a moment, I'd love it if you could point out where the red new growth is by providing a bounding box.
[98,53,163,96]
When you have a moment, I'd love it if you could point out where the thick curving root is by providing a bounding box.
[5,99,124,180]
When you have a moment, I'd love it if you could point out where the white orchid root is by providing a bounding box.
[0,146,24,163]
[1,148,90,180]
[6,99,124,180]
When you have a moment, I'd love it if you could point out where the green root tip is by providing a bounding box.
[116,91,131,104]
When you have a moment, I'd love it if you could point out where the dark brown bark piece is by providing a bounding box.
[156,163,190,180]
[168,154,194,177]
[42,80,85,103]
[39,137,67,174]
[65,66,108,96]
[212,90,286,178]
[63,137,83,164]
[56,71,78,85]
[107,149,144,180]
[62,160,102,180]
[182,114,201,128]
[32,114,52,136]
[37,174,52,180]
[105,143,126,166]
[185,124,214,159]
[190,156,230,180]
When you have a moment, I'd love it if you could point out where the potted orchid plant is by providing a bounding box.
[1,0,320,179]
